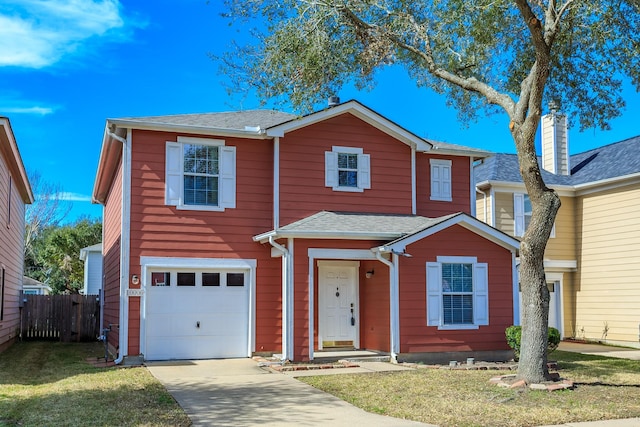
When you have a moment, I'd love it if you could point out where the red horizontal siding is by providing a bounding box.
[126,129,282,356]
[398,225,513,353]
[279,114,413,226]
[416,154,471,217]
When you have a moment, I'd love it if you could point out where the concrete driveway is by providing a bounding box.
[146,358,432,427]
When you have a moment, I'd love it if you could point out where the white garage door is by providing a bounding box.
[145,269,249,360]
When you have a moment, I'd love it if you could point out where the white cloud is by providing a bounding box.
[57,192,93,202]
[1,105,55,115]
[0,0,129,68]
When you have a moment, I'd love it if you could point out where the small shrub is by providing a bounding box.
[505,325,561,361]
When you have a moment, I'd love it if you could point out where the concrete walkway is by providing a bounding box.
[147,342,640,427]
[146,358,432,426]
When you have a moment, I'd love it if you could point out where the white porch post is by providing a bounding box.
[390,253,400,360]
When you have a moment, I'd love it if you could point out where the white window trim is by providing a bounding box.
[325,146,371,192]
[430,159,452,202]
[165,137,236,211]
[426,256,489,330]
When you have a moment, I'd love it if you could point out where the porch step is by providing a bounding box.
[341,355,391,363]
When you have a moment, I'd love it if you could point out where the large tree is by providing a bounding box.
[219,0,639,383]
[27,218,102,294]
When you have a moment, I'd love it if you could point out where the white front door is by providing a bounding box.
[318,262,359,348]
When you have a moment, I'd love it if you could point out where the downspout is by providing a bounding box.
[115,128,132,365]
[470,157,476,216]
[476,187,488,225]
[273,137,280,230]
[375,250,399,362]
[411,145,416,215]
[268,236,293,361]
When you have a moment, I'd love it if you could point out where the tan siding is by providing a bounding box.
[545,195,576,260]
[494,191,515,236]
[475,192,492,225]
[574,183,640,344]
[0,148,27,352]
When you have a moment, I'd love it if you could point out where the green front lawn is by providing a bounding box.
[300,351,640,427]
[0,341,190,427]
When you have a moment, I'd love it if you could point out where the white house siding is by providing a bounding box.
[575,182,640,346]
[84,250,103,295]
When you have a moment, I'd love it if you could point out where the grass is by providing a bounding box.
[0,341,190,427]
[299,351,640,427]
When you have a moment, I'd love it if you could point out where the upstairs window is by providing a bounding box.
[430,159,452,201]
[325,146,370,192]
[426,256,489,329]
[166,137,236,211]
[514,193,555,238]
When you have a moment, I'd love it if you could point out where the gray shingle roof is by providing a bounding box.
[475,135,640,186]
[116,110,296,131]
[275,211,458,238]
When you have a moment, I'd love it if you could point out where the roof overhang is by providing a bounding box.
[92,125,126,204]
[574,171,640,196]
[106,118,271,140]
[0,117,34,204]
[476,180,575,197]
[253,229,403,244]
[425,144,493,159]
[266,100,433,151]
[378,212,520,254]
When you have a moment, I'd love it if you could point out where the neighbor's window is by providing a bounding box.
[165,137,236,211]
[514,193,555,238]
[426,257,488,329]
[325,146,370,192]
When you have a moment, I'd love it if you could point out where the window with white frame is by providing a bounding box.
[426,256,488,329]
[514,193,555,238]
[325,146,370,192]
[430,159,452,201]
[165,137,236,211]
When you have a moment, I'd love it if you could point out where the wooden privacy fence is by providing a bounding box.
[20,294,100,342]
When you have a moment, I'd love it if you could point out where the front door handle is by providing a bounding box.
[196,321,200,328]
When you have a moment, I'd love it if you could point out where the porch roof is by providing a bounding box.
[253,211,459,242]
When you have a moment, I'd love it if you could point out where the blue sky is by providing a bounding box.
[2,1,638,223]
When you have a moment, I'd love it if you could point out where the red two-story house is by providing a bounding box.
[92,100,519,364]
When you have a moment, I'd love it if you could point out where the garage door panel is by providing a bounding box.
[145,270,250,361]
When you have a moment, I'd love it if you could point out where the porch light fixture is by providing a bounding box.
[365,269,375,279]
[131,274,140,285]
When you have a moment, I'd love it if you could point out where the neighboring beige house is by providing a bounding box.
[0,117,34,353]
[79,243,102,295]
[475,110,640,348]
[22,276,51,295]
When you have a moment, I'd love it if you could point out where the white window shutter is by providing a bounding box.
[442,164,452,199]
[426,262,442,326]
[514,193,525,237]
[431,164,441,198]
[165,142,182,206]
[325,151,337,187]
[473,263,489,326]
[219,146,236,209]
[357,153,371,189]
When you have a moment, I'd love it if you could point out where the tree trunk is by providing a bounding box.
[511,122,561,383]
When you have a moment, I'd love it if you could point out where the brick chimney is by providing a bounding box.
[541,103,570,175]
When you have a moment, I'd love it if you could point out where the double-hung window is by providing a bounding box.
[325,146,370,192]
[426,256,488,329]
[166,137,236,211]
[430,159,452,201]
[514,193,555,238]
